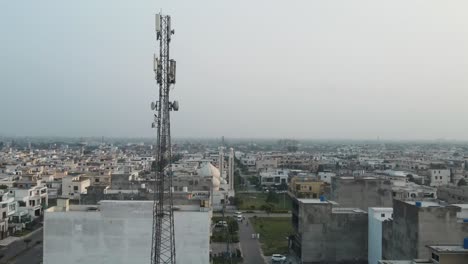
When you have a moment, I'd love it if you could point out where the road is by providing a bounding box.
[238,217,265,264]
[214,212,291,218]
[0,228,43,264]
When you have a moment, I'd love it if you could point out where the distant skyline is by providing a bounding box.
[2,1,468,140]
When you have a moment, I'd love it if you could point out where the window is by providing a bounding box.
[73,186,78,191]
[381,213,385,217]
[431,253,439,262]
[95,179,100,183]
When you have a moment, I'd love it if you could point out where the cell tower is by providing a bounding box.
[150,12,179,264]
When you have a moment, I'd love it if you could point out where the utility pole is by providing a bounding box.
[150,12,179,264]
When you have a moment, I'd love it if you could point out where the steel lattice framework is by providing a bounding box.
[151,13,177,264]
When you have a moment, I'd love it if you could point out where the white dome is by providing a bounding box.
[197,162,221,178]
[212,176,220,191]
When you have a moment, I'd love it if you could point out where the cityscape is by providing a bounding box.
[0,138,467,263]
[2,1,468,264]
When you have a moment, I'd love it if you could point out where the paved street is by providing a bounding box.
[214,212,291,218]
[0,228,43,264]
[238,217,265,264]
[8,243,42,264]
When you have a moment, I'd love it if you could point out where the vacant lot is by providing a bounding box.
[236,193,292,211]
[250,217,294,256]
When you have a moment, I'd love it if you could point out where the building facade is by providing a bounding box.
[44,200,211,264]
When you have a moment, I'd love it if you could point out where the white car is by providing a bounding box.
[271,254,286,262]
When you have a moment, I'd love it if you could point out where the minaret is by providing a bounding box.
[218,147,225,180]
[228,148,235,190]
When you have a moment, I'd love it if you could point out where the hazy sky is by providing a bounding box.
[1,0,468,140]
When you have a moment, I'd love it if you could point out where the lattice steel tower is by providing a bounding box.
[150,13,178,264]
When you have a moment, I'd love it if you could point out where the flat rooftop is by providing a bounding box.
[297,199,338,205]
[46,200,209,213]
[427,245,468,254]
[332,207,367,214]
[379,260,431,264]
[404,200,444,207]
[369,207,393,212]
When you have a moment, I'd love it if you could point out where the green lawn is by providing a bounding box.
[236,193,292,211]
[250,217,294,256]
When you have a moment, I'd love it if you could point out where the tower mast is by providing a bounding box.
[151,12,178,264]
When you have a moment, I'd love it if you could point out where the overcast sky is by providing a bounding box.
[1,0,468,140]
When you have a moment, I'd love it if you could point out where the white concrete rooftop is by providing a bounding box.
[427,245,468,253]
[332,207,367,214]
[297,198,338,205]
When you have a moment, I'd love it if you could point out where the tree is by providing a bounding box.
[266,191,279,203]
[458,178,467,187]
[0,185,8,190]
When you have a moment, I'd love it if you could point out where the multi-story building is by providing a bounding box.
[44,199,211,264]
[61,175,91,200]
[9,185,48,218]
[289,176,325,198]
[0,190,12,239]
[318,171,335,184]
[429,169,450,187]
[259,169,289,186]
[368,207,393,264]
[291,198,368,263]
[437,186,468,204]
[382,199,468,260]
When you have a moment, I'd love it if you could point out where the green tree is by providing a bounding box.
[0,185,8,190]
[266,191,279,203]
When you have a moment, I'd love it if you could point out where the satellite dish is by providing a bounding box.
[151,102,156,110]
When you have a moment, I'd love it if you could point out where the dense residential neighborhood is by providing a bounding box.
[0,138,468,263]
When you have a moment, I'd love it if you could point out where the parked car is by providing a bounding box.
[271,254,286,262]
[215,220,228,227]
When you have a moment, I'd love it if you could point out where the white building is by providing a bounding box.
[9,185,48,218]
[44,200,211,264]
[429,169,450,187]
[259,169,289,186]
[318,172,336,184]
[61,175,90,200]
[368,207,393,264]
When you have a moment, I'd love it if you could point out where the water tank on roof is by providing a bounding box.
[464,238,468,249]
[415,201,422,207]
[319,195,325,202]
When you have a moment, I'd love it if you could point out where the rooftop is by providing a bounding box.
[404,200,446,208]
[297,198,337,205]
[332,207,367,214]
[378,260,431,264]
[46,200,209,213]
[427,245,468,254]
